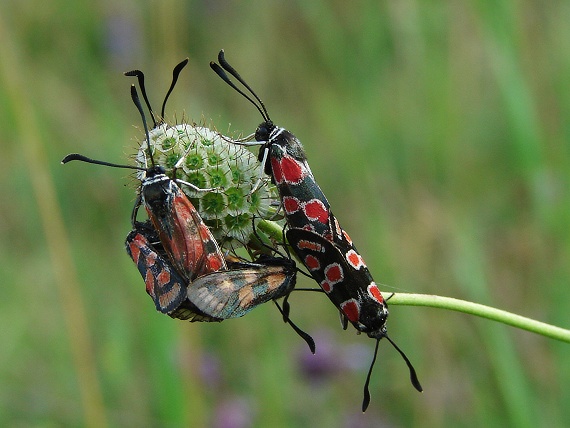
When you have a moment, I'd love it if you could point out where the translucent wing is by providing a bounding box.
[186,257,297,319]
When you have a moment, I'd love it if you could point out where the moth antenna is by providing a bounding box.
[130,85,155,167]
[210,50,271,123]
[361,335,422,412]
[385,335,423,393]
[210,61,267,121]
[161,58,189,120]
[294,268,315,281]
[61,153,144,171]
[217,50,271,120]
[124,69,157,127]
[274,300,316,354]
[362,338,380,412]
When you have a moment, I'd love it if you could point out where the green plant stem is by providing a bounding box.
[387,293,570,343]
[259,219,570,344]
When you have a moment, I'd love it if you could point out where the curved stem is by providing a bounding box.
[259,219,570,344]
[387,293,570,343]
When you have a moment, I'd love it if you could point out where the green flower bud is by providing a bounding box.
[136,123,281,248]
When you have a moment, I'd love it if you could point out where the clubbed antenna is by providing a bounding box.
[61,153,143,171]
[60,86,152,172]
[129,84,154,167]
[124,68,157,127]
[125,59,189,127]
[361,336,423,412]
[273,300,316,354]
[161,58,189,120]
[210,49,271,123]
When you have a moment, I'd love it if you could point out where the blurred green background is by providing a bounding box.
[1,0,569,427]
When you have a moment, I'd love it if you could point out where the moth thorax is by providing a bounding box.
[142,177,173,208]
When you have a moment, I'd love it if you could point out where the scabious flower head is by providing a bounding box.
[136,121,280,248]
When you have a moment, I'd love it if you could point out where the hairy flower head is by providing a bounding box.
[136,122,280,248]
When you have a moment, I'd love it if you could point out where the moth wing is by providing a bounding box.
[146,181,226,280]
[126,228,187,314]
[186,259,296,319]
[286,228,372,304]
[286,228,388,333]
[188,206,227,274]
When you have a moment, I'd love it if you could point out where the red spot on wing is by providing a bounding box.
[129,233,153,263]
[341,299,360,323]
[368,283,384,303]
[342,229,353,245]
[280,155,304,184]
[303,199,329,224]
[346,250,365,270]
[324,263,343,284]
[144,271,155,295]
[145,252,158,267]
[320,263,343,293]
[304,254,320,271]
[297,239,324,252]
[283,196,300,214]
[157,269,171,285]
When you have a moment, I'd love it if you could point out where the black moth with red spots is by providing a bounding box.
[124,154,304,326]
[62,59,315,351]
[123,150,306,327]
[64,155,305,324]
[211,50,422,411]
[126,220,301,322]
[126,220,222,321]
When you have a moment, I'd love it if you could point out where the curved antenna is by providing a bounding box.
[210,50,271,123]
[61,153,144,171]
[273,300,316,354]
[385,335,423,393]
[362,339,380,412]
[361,335,423,412]
[161,58,189,120]
[61,86,153,173]
[124,69,157,128]
[216,50,270,119]
[129,84,155,167]
[61,152,148,226]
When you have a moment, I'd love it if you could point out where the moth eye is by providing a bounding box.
[255,124,269,141]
